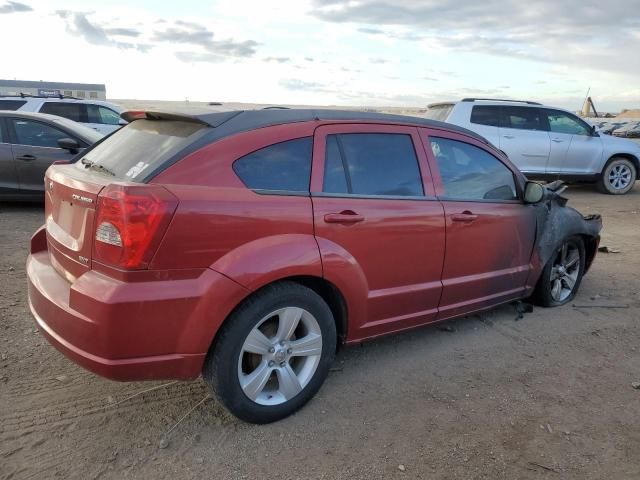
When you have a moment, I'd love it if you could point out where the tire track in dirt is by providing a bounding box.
[1,381,208,437]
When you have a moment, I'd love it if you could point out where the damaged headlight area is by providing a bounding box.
[532,180,602,272]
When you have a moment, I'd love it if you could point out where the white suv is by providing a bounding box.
[0,96,125,135]
[426,99,640,194]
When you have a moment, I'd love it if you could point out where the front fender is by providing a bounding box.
[526,187,602,289]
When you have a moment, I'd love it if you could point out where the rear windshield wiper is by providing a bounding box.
[79,157,115,177]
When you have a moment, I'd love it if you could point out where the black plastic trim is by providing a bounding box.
[252,189,310,197]
[462,98,542,105]
[311,192,435,201]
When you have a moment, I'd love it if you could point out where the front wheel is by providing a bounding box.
[597,157,637,194]
[533,237,586,307]
[203,282,336,424]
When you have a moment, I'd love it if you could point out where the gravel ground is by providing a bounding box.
[1,184,639,480]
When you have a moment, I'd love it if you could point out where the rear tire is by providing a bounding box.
[597,157,636,194]
[533,237,585,307]
[203,281,336,424]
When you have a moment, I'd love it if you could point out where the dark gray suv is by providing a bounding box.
[0,111,103,200]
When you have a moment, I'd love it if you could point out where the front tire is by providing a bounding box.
[533,237,585,307]
[203,282,336,424]
[597,157,637,194]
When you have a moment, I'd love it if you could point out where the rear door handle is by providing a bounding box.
[451,211,478,223]
[324,210,365,224]
[503,135,515,139]
[552,138,564,143]
[17,154,37,161]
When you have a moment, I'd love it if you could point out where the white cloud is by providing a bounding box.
[0,0,637,111]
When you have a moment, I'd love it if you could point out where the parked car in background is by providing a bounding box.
[612,122,640,138]
[599,122,626,135]
[0,111,103,200]
[27,108,601,424]
[426,99,640,194]
[0,95,125,135]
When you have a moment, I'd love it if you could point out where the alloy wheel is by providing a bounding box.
[549,242,581,302]
[608,163,632,191]
[237,307,322,406]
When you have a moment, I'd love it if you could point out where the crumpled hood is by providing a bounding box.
[532,181,602,270]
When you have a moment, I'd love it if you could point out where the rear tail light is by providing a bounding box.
[94,184,178,269]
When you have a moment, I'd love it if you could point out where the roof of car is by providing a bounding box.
[122,108,490,144]
[0,110,67,121]
[0,110,102,142]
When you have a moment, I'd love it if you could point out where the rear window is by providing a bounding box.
[0,99,27,110]
[233,137,313,192]
[470,105,500,127]
[75,119,206,181]
[424,104,454,122]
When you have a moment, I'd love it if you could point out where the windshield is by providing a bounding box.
[51,117,104,144]
[74,119,207,181]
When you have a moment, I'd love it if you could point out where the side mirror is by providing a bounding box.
[57,137,79,154]
[591,125,599,137]
[524,181,545,204]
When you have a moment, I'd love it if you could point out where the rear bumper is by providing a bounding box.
[27,228,249,381]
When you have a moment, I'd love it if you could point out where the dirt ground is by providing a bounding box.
[1,184,639,480]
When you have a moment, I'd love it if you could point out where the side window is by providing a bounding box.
[430,137,517,201]
[40,102,85,122]
[323,133,424,197]
[12,119,69,148]
[233,137,312,192]
[501,106,545,131]
[546,110,590,136]
[470,106,500,127]
[0,100,27,111]
[87,105,121,125]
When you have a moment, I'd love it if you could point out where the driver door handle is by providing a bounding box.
[16,154,37,161]
[503,135,515,139]
[552,138,564,143]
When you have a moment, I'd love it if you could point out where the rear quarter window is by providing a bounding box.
[75,119,207,181]
[470,106,500,127]
[233,137,313,192]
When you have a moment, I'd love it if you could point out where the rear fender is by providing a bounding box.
[209,234,368,344]
[314,237,368,338]
[211,234,323,292]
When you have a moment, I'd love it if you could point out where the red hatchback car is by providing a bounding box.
[27,109,602,423]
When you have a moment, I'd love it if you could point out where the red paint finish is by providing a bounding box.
[310,124,445,341]
[419,128,538,319]
[436,201,536,319]
[26,115,588,382]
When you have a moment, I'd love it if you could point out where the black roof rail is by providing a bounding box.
[0,93,82,100]
[461,98,542,105]
[262,106,291,110]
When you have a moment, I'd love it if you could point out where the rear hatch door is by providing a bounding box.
[44,165,111,282]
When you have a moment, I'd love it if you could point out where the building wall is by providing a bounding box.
[0,84,106,100]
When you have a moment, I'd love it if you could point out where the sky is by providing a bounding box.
[0,0,639,111]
